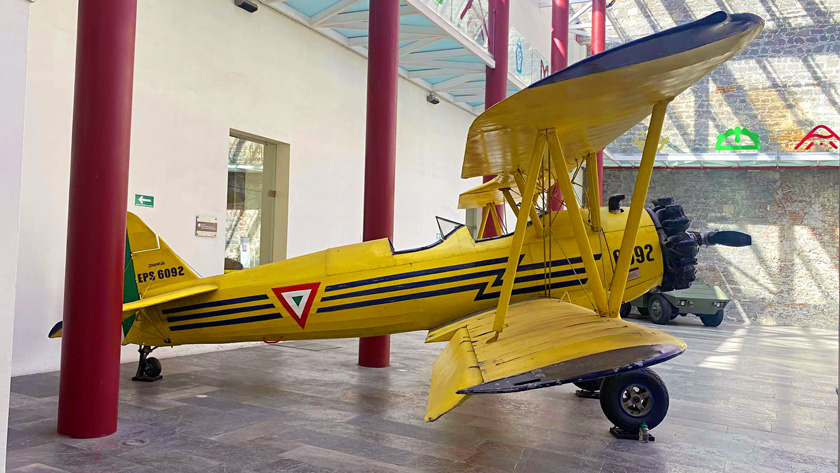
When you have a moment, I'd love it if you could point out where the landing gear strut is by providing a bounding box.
[132,345,162,382]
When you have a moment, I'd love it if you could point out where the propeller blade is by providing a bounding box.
[704,230,752,247]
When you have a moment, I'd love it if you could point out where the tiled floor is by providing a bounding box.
[6,316,838,472]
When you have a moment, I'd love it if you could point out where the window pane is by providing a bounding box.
[226,136,265,269]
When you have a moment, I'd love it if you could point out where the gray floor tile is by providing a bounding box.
[6,320,838,473]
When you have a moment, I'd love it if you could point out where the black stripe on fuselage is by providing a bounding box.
[167,303,277,323]
[324,257,510,292]
[168,312,283,332]
[162,294,269,315]
[321,255,596,303]
[316,278,588,313]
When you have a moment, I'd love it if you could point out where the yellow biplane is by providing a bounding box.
[50,12,760,433]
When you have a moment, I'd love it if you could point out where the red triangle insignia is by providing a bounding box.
[272,282,320,329]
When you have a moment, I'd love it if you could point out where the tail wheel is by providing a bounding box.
[600,368,669,432]
[145,357,162,378]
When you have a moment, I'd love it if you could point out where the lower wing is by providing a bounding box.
[424,298,686,422]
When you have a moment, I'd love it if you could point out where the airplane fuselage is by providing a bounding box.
[125,207,665,347]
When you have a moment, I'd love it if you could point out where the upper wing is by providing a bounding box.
[48,284,218,339]
[460,11,763,179]
[425,298,686,422]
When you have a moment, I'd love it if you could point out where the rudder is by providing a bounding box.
[126,212,198,298]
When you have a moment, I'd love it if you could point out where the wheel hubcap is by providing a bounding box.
[620,384,653,417]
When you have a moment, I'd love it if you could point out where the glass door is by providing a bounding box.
[226,136,273,269]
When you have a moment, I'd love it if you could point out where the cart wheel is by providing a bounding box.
[574,380,602,392]
[619,302,631,318]
[700,310,724,327]
[600,368,669,432]
[145,357,162,378]
[648,295,675,325]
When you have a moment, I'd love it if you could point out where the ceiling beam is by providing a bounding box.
[309,0,364,26]
[402,48,473,62]
[569,3,592,25]
[452,94,485,103]
[432,73,484,91]
[399,37,442,57]
[321,5,416,26]
[439,86,485,94]
[406,68,474,79]
[400,60,486,70]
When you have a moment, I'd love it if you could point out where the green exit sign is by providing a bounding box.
[134,194,154,208]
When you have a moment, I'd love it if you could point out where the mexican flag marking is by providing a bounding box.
[272,282,320,329]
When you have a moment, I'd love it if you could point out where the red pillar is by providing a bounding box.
[57,0,137,438]
[358,0,400,368]
[592,0,606,199]
[550,0,569,211]
[482,0,509,237]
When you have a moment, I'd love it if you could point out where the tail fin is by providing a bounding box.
[49,213,201,340]
[126,212,198,298]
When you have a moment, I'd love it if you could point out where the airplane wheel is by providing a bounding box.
[573,380,602,392]
[619,302,631,318]
[700,310,724,327]
[145,357,162,378]
[600,368,669,432]
[648,295,674,325]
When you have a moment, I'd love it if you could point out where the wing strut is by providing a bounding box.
[501,188,543,237]
[585,153,602,232]
[547,130,610,316]
[478,201,503,237]
[607,100,671,317]
[512,172,545,237]
[491,133,547,336]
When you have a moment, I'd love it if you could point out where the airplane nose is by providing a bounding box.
[648,197,753,291]
[649,198,698,291]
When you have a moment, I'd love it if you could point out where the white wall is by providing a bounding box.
[1,0,30,468]
[13,0,477,376]
[510,0,588,66]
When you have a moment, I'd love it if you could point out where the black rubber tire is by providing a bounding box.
[600,368,669,432]
[145,357,162,378]
[700,310,724,327]
[619,302,631,318]
[648,294,674,325]
[637,307,649,316]
[573,380,602,392]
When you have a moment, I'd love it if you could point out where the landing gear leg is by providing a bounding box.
[132,345,163,382]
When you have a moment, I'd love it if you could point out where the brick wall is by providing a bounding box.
[600,0,840,154]
[604,168,839,328]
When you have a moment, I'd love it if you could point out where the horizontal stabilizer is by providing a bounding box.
[457,175,518,210]
[424,299,686,420]
[48,284,218,339]
[122,284,218,315]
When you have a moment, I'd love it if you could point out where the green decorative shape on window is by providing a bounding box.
[715,127,760,151]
